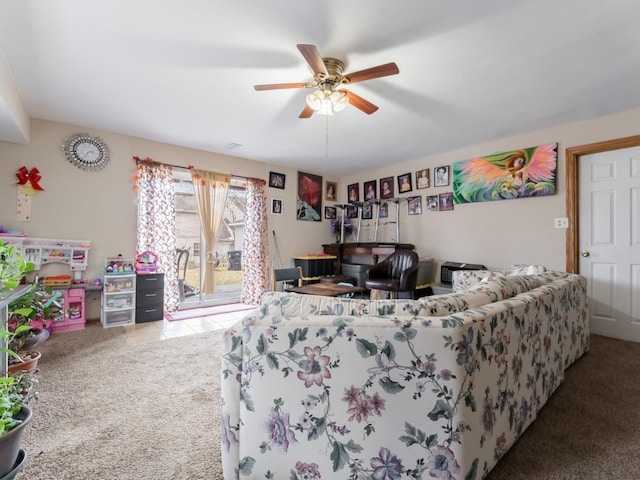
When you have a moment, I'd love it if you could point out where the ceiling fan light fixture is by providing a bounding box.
[330,90,348,112]
[317,97,335,116]
[306,89,348,115]
[305,90,324,111]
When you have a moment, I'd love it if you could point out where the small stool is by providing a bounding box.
[320,275,355,285]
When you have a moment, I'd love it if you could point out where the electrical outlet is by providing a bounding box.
[555,217,569,228]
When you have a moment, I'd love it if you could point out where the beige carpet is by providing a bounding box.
[20,323,223,480]
[488,334,640,479]
[16,325,640,479]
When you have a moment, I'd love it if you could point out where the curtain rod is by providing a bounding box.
[134,156,264,182]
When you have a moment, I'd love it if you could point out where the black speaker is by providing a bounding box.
[440,261,486,285]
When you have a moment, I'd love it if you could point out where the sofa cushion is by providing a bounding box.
[419,288,497,316]
[453,265,548,292]
[422,274,549,316]
[258,291,430,318]
[451,270,506,293]
[488,274,548,298]
[507,264,547,275]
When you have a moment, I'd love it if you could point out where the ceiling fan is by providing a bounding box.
[254,44,399,118]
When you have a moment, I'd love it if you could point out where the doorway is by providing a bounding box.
[173,170,246,309]
[566,135,640,341]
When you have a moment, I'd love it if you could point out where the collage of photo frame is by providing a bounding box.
[266,163,458,221]
[266,144,556,219]
[345,165,454,216]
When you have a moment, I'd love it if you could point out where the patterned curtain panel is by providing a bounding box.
[190,169,230,294]
[136,160,178,312]
[241,178,269,305]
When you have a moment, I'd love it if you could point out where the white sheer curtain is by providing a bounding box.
[190,169,230,294]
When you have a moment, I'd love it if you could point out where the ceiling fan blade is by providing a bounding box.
[344,62,399,84]
[297,44,328,77]
[299,105,315,119]
[254,82,310,91]
[344,90,379,115]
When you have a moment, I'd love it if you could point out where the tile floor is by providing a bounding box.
[122,304,256,345]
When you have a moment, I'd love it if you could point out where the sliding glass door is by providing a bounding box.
[173,169,246,308]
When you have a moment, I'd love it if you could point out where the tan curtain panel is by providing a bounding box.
[190,169,230,294]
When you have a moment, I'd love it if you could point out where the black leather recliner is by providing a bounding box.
[365,250,420,299]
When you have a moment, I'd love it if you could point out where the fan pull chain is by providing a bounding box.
[325,115,329,158]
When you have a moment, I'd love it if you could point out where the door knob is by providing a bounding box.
[580,250,590,257]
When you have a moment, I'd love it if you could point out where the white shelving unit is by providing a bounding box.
[0,236,91,281]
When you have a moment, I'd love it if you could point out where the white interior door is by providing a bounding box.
[579,146,640,341]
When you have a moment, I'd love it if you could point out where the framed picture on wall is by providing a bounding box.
[297,171,322,221]
[269,171,286,189]
[271,198,283,215]
[434,165,450,187]
[426,195,439,211]
[379,201,389,218]
[363,180,377,201]
[398,173,412,193]
[324,206,337,219]
[348,183,360,203]
[380,176,394,199]
[408,196,422,215]
[325,181,337,201]
[439,192,454,211]
[416,169,430,189]
[362,203,373,219]
[346,204,358,218]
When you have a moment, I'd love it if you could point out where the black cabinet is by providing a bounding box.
[136,273,164,323]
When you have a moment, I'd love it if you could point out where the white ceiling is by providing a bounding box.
[1,0,639,176]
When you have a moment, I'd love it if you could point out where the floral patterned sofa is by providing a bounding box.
[221,269,589,480]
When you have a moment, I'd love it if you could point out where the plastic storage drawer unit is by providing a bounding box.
[102,308,135,327]
[102,272,136,328]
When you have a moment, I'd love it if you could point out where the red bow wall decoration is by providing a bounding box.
[16,166,44,191]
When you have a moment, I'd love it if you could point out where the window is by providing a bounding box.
[173,169,247,306]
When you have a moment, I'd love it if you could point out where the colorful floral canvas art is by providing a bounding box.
[453,143,557,203]
[297,171,322,221]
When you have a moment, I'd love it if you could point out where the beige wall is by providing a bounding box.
[0,119,338,316]
[342,107,640,272]
[1,108,639,299]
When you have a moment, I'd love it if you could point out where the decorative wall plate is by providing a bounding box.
[61,133,110,171]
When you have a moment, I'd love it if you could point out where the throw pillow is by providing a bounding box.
[507,264,547,275]
[451,270,505,293]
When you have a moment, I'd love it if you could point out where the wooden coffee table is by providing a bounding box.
[285,283,365,297]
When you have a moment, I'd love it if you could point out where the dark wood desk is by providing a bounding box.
[286,283,365,297]
[322,242,415,274]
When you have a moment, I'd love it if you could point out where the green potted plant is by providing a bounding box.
[0,241,33,294]
[7,281,60,374]
[4,250,56,374]
[0,239,37,477]
[0,346,37,477]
